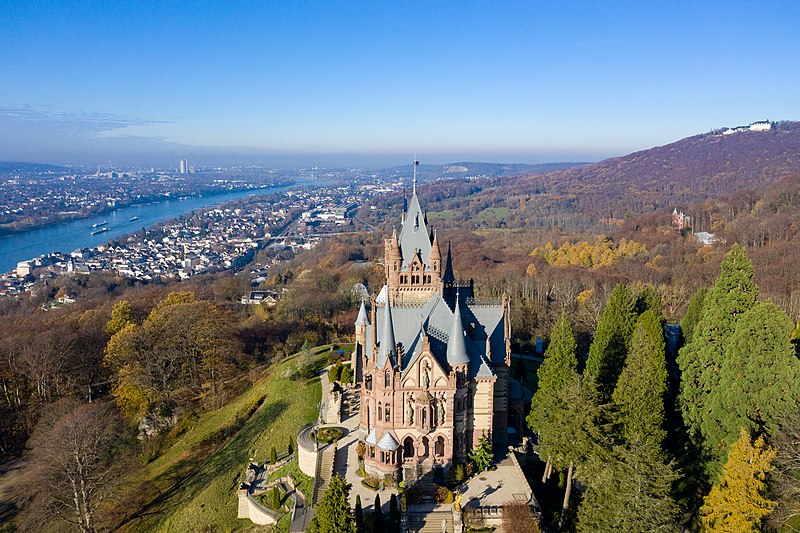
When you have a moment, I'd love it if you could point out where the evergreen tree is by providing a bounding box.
[271,486,281,509]
[308,474,357,533]
[791,320,800,356]
[678,245,758,458]
[470,432,494,472]
[700,429,776,533]
[529,375,604,519]
[680,288,707,345]
[586,284,637,398]
[287,435,295,455]
[704,302,800,456]
[528,313,578,480]
[612,310,668,446]
[270,446,277,464]
[373,494,384,529]
[635,286,663,319]
[389,493,401,533]
[577,437,680,533]
[355,494,365,533]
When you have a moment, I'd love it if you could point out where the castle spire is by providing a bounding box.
[443,241,455,283]
[447,293,470,365]
[378,300,397,368]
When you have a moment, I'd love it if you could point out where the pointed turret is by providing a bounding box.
[443,241,455,284]
[355,299,369,326]
[447,297,470,365]
[377,301,397,368]
[430,230,442,262]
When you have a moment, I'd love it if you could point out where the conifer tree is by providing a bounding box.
[389,493,401,533]
[270,446,277,464]
[678,245,758,456]
[577,437,680,533]
[791,320,800,356]
[470,432,494,472]
[700,429,776,532]
[528,313,578,480]
[355,494,365,533]
[635,286,663,319]
[680,288,707,345]
[308,474,357,533]
[612,310,668,446]
[704,302,800,456]
[373,494,384,529]
[530,375,603,520]
[586,283,637,398]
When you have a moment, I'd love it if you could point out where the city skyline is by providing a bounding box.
[1,1,799,166]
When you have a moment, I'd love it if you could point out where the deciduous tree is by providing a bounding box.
[700,429,776,532]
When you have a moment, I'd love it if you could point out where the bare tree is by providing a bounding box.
[14,399,127,533]
[502,501,540,533]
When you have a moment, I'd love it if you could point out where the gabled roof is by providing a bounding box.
[365,292,498,380]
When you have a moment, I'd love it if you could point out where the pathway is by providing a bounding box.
[407,503,455,533]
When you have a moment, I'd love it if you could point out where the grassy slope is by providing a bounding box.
[120,347,328,532]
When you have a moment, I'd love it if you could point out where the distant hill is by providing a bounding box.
[381,161,587,180]
[0,161,69,173]
[496,121,800,219]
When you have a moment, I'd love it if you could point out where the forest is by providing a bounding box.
[1,125,800,531]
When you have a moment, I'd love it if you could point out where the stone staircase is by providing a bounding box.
[407,506,455,533]
[312,445,337,504]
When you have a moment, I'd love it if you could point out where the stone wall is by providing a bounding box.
[298,425,318,477]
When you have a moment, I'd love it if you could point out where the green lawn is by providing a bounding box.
[427,209,459,220]
[474,207,509,222]
[118,347,326,532]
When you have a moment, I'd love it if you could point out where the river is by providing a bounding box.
[0,181,308,274]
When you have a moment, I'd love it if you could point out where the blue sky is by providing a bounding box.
[0,1,798,166]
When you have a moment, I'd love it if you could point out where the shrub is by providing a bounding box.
[405,487,423,504]
[434,485,454,504]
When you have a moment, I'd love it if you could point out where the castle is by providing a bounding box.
[354,163,523,484]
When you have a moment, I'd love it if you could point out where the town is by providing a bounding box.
[0,179,393,301]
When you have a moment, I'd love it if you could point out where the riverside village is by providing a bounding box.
[237,165,538,532]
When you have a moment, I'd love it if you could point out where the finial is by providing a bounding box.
[413,157,419,195]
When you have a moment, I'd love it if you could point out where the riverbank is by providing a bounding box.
[0,184,301,275]
[0,181,293,236]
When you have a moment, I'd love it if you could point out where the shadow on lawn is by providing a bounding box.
[118,399,289,530]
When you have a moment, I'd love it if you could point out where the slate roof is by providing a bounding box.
[365,289,499,381]
[398,189,432,269]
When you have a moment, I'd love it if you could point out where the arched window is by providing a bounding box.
[385,370,391,387]
[377,402,383,421]
[385,406,391,422]
[435,436,445,457]
[403,437,414,458]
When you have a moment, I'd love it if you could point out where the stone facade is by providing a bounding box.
[355,169,517,483]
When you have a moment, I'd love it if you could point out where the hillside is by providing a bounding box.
[380,161,587,180]
[453,121,800,228]
[116,347,328,532]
